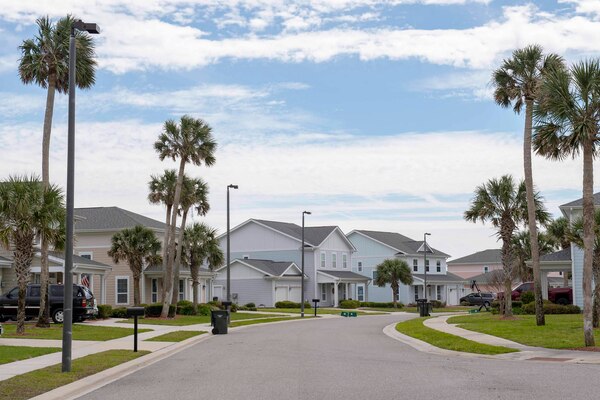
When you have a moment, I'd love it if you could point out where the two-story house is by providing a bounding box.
[214,219,369,307]
[446,249,502,279]
[347,230,466,305]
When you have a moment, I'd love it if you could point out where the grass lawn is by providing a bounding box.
[395,317,517,355]
[0,345,61,365]
[259,308,383,315]
[145,331,206,342]
[403,306,471,314]
[118,312,282,326]
[230,316,305,327]
[0,350,148,400]
[0,323,151,341]
[448,313,600,349]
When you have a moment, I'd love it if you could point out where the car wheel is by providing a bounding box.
[52,308,64,324]
[557,297,568,306]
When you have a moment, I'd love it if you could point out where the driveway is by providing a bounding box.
[79,314,600,400]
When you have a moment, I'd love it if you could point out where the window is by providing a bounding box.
[179,280,185,301]
[413,259,418,272]
[116,277,129,305]
[357,285,364,301]
[372,271,378,282]
[151,279,158,303]
[358,261,363,272]
[331,253,337,268]
[28,286,40,297]
[320,252,326,268]
[342,254,347,268]
[79,252,93,260]
[425,260,430,272]
[321,284,327,301]
[414,286,419,301]
[436,260,441,272]
[436,286,442,301]
[483,265,489,273]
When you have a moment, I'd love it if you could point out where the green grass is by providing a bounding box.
[118,312,282,326]
[395,317,517,355]
[0,323,151,341]
[0,350,148,400]
[229,316,305,327]
[144,331,206,342]
[259,308,382,315]
[403,306,471,314]
[448,313,600,349]
[0,345,61,365]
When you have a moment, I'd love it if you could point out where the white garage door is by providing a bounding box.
[275,286,288,302]
[289,287,301,303]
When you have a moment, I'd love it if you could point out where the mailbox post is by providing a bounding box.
[127,307,145,352]
[312,299,320,317]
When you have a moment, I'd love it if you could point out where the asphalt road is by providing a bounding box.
[80,314,600,400]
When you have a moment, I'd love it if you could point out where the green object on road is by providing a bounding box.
[469,309,480,314]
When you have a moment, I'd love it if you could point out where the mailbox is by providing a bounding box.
[312,298,320,317]
[126,307,145,317]
[127,307,145,352]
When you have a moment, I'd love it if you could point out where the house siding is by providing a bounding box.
[213,278,274,307]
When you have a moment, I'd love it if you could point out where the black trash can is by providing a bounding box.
[416,299,430,317]
[211,310,228,335]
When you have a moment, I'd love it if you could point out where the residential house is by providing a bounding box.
[214,219,369,307]
[347,230,466,305]
[447,249,502,279]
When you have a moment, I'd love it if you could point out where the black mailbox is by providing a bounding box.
[127,307,145,317]
[312,299,320,317]
[127,307,145,352]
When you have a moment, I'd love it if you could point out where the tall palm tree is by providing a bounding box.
[533,59,600,346]
[19,16,97,327]
[108,225,162,306]
[154,115,216,317]
[464,175,549,317]
[181,222,224,313]
[546,217,572,251]
[492,44,564,326]
[171,177,209,304]
[374,259,413,308]
[148,169,177,265]
[511,230,555,282]
[0,176,65,334]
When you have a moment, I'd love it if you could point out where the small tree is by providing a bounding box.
[374,259,413,308]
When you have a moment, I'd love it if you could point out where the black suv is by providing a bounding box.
[0,284,98,323]
[459,292,495,307]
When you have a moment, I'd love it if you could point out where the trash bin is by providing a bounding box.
[416,299,431,317]
[211,310,228,335]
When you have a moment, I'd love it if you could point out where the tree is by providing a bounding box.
[154,116,216,317]
[546,217,572,250]
[108,225,161,306]
[19,16,97,327]
[374,259,413,308]
[464,175,549,317]
[511,230,555,282]
[0,176,65,334]
[181,222,223,313]
[148,169,177,267]
[533,59,600,346]
[492,44,564,326]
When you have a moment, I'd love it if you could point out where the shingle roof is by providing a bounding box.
[254,219,338,247]
[412,272,466,283]
[560,192,600,208]
[540,247,572,262]
[236,259,299,276]
[48,251,111,268]
[447,249,502,265]
[467,270,504,284]
[143,264,193,274]
[74,207,166,231]
[319,270,370,281]
[353,230,450,257]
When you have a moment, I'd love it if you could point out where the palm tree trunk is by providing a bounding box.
[161,158,186,318]
[160,204,172,303]
[501,219,514,318]
[15,233,35,335]
[593,261,600,328]
[171,209,189,305]
[133,261,141,306]
[191,254,199,314]
[523,100,545,326]
[37,76,56,328]
[582,137,595,346]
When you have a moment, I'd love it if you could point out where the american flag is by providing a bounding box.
[81,275,90,287]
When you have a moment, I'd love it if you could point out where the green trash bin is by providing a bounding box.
[211,310,228,335]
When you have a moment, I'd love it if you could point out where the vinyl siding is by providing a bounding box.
[213,278,274,307]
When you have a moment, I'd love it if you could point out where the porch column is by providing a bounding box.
[333,282,339,307]
[100,275,106,304]
[141,275,146,304]
[434,284,438,301]
[365,282,369,302]
[345,283,349,300]
[541,271,549,300]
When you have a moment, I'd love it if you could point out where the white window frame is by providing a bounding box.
[78,251,93,260]
[342,254,347,269]
[425,259,430,272]
[372,271,378,282]
[436,260,441,272]
[331,253,337,268]
[320,252,326,268]
[115,276,130,305]
[483,265,489,273]
[151,278,158,303]
[413,259,418,272]
[414,286,419,301]
[357,261,363,272]
[436,286,442,301]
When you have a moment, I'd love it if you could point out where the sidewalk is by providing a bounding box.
[385,314,600,364]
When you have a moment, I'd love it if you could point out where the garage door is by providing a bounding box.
[275,286,288,302]
[289,287,301,303]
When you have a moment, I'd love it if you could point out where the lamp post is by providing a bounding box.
[62,19,99,374]
[226,184,238,304]
[423,232,431,301]
[301,211,311,318]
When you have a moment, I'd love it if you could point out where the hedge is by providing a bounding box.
[339,300,360,309]
[359,301,404,308]
[275,300,311,309]
[522,302,581,315]
[97,304,112,319]
[110,307,128,318]
[520,291,535,304]
[145,303,176,317]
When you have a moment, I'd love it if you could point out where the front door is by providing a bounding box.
[357,285,365,302]
[275,286,288,303]
[213,285,223,301]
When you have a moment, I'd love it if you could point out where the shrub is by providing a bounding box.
[208,300,222,309]
[230,303,238,312]
[275,300,311,309]
[145,303,176,318]
[110,307,128,318]
[245,302,256,308]
[178,304,196,315]
[430,300,445,308]
[522,302,581,315]
[359,301,403,308]
[520,291,535,304]
[97,304,112,319]
[339,300,360,309]
[196,304,212,316]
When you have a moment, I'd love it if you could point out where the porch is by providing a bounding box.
[317,270,371,307]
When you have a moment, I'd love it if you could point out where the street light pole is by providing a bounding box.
[301,211,311,318]
[423,232,431,301]
[226,184,238,304]
[62,19,99,374]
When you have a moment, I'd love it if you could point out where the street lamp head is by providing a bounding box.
[303,211,312,215]
[424,232,431,236]
[228,184,238,189]
[72,20,100,34]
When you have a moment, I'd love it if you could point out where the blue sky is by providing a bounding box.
[0,0,598,259]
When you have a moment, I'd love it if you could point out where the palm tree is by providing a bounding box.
[511,230,555,282]
[19,16,97,327]
[492,44,564,326]
[108,225,162,306]
[533,59,600,346]
[546,217,572,250]
[171,177,209,305]
[181,223,224,313]
[464,175,549,317]
[0,176,65,334]
[374,259,413,308]
[148,169,177,266]
[154,115,216,317]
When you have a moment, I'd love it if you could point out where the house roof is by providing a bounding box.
[560,192,600,208]
[48,251,112,269]
[412,272,466,283]
[253,219,338,247]
[0,255,12,268]
[318,270,371,281]
[74,207,167,232]
[447,249,502,265]
[351,230,450,257]
[467,270,505,284]
[238,259,301,276]
[540,247,572,262]
[143,264,201,274]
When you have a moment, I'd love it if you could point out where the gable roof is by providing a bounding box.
[47,251,112,269]
[350,230,450,257]
[74,207,166,232]
[447,249,502,265]
[318,270,370,281]
[560,192,600,208]
[467,269,505,284]
[216,259,301,277]
[540,247,571,262]
[412,272,466,283]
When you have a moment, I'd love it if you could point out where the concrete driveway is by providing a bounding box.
[78,314,600,400]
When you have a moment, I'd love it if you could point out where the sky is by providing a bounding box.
[1,0,599,259]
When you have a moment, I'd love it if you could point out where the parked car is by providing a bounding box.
[459,292,495,307]
[497,282,573,305]
[0,283,98,323]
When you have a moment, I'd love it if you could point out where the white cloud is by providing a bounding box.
[414,70,494,100]
[0,92,45,116]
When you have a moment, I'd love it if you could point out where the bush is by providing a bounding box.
[145,303,176,318]
[245,302,256,308]
[430,300,445,308]
[275,300,311,309]
[110,307,128,318]
[460,301,470,307]
[97,304,112,319]
[522,302,581,315]
[339,300,360,309]
[359,301,403,308]
[176,300,195,315]
[196,304,212,316]
[520,291,535,304]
